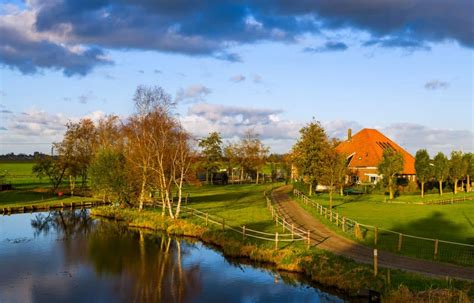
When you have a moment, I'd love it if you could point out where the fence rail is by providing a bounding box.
[293,189,474,267]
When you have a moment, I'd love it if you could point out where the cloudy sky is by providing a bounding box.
[0,0,473,155]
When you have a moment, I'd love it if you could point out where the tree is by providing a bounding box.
[449,151,466,194]
[320,141,347,209]
[292,121,330,195]
[464,153,473,192]
[32,155,67,192]
[433,152,450,196]
[89,148,130,205]
[198,132,223,184]
[239,131,269,184]
[54,118,97,191]
[414,149,432,198]
[223,143,242,183]
[378,149,404,200]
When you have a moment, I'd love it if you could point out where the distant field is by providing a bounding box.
[0,162,94,207]
[0,162,51,189]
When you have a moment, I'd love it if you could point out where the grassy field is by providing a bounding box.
[298,191,474,244]
[182,183,286,248]
[0,162,96,208]
[0,162,51,189]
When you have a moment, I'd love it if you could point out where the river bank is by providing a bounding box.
[91,206,473,302]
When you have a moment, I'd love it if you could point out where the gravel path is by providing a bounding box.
[272,186,474,281]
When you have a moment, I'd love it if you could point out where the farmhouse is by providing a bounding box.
[336,128,415,184]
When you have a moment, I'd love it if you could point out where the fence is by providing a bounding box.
[293,189,474,267]
[160,193,309,249]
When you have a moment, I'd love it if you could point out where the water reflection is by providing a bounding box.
[0,211,344,303]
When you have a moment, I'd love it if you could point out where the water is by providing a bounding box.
[0,210,344,303]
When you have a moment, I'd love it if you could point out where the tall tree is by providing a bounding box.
[449,151,466,194]
[198,132,223,184]
[414,149,432,198]
[32,155,67,192]
[223,143,243,183]
[320,141,347,209]
[464,153,473,192]
[239,131,269,184]
[378,149,404,200]
[292,121,330,195]
[433,152,450,196]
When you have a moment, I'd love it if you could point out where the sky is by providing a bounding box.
[0,0,473,156]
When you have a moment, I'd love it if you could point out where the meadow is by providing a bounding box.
[0,161,96,208]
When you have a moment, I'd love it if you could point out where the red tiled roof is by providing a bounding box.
[336,128,415,175]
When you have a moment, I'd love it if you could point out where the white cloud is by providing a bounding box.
[424,80,449,90]
[229,74,245,83]
[175,85,211,103]
[0,108,107,154]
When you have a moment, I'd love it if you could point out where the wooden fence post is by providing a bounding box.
[243,225,246,240]
[374,226,378,246]
[398,233,403,252]
[291,223,294,240]
[275,232,279,250]
[330,211,333,222]
[319,205,323,216]
[336,213,339,227]
[342,217,346,232]
[373,249,378,276]
[205,213,209,226]
[275,214,278,226]
[434,239,439,259]
[282,218,286,232]
[307,230,311,248]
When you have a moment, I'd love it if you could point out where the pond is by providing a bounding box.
[0,210,345,302]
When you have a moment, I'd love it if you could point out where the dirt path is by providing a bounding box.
[272,186,474,281]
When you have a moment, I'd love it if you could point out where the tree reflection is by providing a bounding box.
[87,224,201,302]
[30,212,202,301]
[30,209,93,238]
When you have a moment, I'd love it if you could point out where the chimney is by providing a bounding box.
[347,128,352,141]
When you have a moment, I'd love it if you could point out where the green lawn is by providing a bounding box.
[0,190,98,208]
[0,162,96,208]
[301,192,474,243]
[292,188,474,266]
[0,162,51,189]
[185,183,278,230]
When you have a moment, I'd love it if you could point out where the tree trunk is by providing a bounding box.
[138,168,147,211]
[467,175,471,192]
[329,189,333,210]
[205,170,209,184]
[309,183,313,196]
[339,185,343,196]
[231,169,234,184]
[439,180,443,196]
[240,167,244,184]
[256,172,259,184]
[421,181,424,198]
[69,175,75,197]
[454,178,458,194]
[389,177,394,200]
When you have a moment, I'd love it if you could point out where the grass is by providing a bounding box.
[0,190,98,208]
[0,162,95,208]
[295,191,474,244]
[0,162,53,189]
[91,184,474,301]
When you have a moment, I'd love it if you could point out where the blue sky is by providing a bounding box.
[0,0,472,155]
